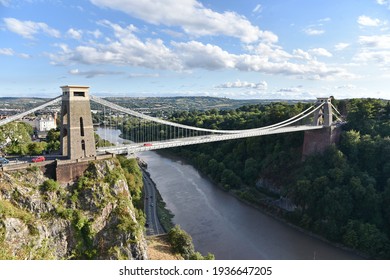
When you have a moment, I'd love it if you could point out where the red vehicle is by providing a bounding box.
[143,143,152,147]
[32,156,45,163]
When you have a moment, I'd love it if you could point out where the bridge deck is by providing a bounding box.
[97,125,324,155]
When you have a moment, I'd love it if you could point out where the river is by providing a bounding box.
[96,127,360,260]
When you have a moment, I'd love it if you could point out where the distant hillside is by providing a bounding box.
[0,96,314,114]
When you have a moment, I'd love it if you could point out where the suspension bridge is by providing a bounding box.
[0,85,343,163]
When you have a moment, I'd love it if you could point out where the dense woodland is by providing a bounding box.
[164,98,390,259]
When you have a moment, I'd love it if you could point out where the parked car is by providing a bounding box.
[0,157,9,166]
[32,156,45,163]
[143,143,152,147]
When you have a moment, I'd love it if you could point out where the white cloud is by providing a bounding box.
[377,0,390,8]
[318,17,331,22]
[18,53,31,59]
[354,35,390,66]
[303,27,325,36]
[128,73,160,78]
[69,68,124,78]
[50,21,181,70]
[359,34,390,49]
[90,0,271,43]
[357,15,386,27]
[67,28,83,40]
[277,87,301,93]
[335,43,350,51]
[245,42,291,62]
[0,48,14,56]
[253,4,262,13]
[354,49,390,65]
[173,41,235,70]
[88,29,103,39]
[217,80,267,90]
[49,21,354,81]
[293,49,312,60]
[335,84,356,90]
[308,48,333,57]
[3,18,60,39]
[0,48,31,58]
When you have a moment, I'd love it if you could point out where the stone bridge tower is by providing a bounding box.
[60,85,96,159]
[312,97,333,127]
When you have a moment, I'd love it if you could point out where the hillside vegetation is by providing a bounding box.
[166,98,390,259]
[0,157,147,259]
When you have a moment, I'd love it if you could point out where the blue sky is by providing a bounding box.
[1,0,390,99]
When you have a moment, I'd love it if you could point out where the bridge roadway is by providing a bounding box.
[97,124,324,155]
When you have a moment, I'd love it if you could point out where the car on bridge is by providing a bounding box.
[143,143,152,147]
[32,156,45,163]
[0,157,9,167]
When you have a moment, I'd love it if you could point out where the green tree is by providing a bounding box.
[27,142,47,155]
[168,225,195,260]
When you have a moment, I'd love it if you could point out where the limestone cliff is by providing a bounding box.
[0,158,147,260]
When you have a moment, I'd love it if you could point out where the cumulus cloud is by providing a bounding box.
[335,43,350,51]
[359,34,390,48]
[308,48,333,57]
[377,0,390,8]
[0,48,31,59]
[246,43,291,61]
[3,18,60,39]
[354,35,390,66]
[293,49,312,61]
[50,21,181,70]
[357,15,387,27]
[67,28,83,40]
[88,29,103,39]
[49,21,354,81]
[303,27,325,36]
[217,80,267,90]
[354,50,390,65]
[90,0,272,43]
[0,48,14,56]
[173,41,235,70]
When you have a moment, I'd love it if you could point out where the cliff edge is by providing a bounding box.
[0,158,147,260]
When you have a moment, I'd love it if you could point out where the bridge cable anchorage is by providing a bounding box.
[90,95,323,135]
[0,95,62,127]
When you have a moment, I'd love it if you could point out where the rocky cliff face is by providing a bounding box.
[0,158,148,260]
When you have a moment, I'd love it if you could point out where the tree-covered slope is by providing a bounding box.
[166,98,390,259]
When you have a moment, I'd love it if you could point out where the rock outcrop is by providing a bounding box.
[0,158,147,260]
